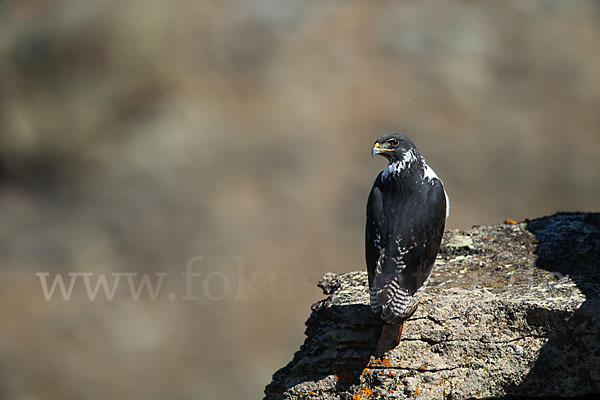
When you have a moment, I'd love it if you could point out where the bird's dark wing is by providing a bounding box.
[369,178,447,324]
[365,178,385,293]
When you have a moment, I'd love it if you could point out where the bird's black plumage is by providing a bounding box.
[366,132,448,355]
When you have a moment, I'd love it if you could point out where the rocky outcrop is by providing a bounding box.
[265,213,600,399]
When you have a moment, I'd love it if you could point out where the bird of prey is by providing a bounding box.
[366,132,449,357]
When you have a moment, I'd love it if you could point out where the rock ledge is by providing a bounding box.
[265,213,600,399]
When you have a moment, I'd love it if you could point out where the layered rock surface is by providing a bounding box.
[265,213,600,399]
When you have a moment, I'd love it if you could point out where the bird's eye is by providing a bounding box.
[387,138,399,147]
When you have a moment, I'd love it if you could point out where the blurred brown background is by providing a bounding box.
[0,0,599,399]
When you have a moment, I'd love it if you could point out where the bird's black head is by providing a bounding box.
[372,132,419,163]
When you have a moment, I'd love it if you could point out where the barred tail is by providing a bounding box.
[375,322,404,358]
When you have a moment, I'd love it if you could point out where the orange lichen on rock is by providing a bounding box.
[368,357,393,368]
[351,386,374,400]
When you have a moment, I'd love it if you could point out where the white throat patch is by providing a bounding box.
[382,150,417,179]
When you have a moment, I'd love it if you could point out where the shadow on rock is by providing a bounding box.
[503,213,600,397]
[265,302,383,398]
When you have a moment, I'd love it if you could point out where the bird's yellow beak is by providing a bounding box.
[372,142,393,157]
